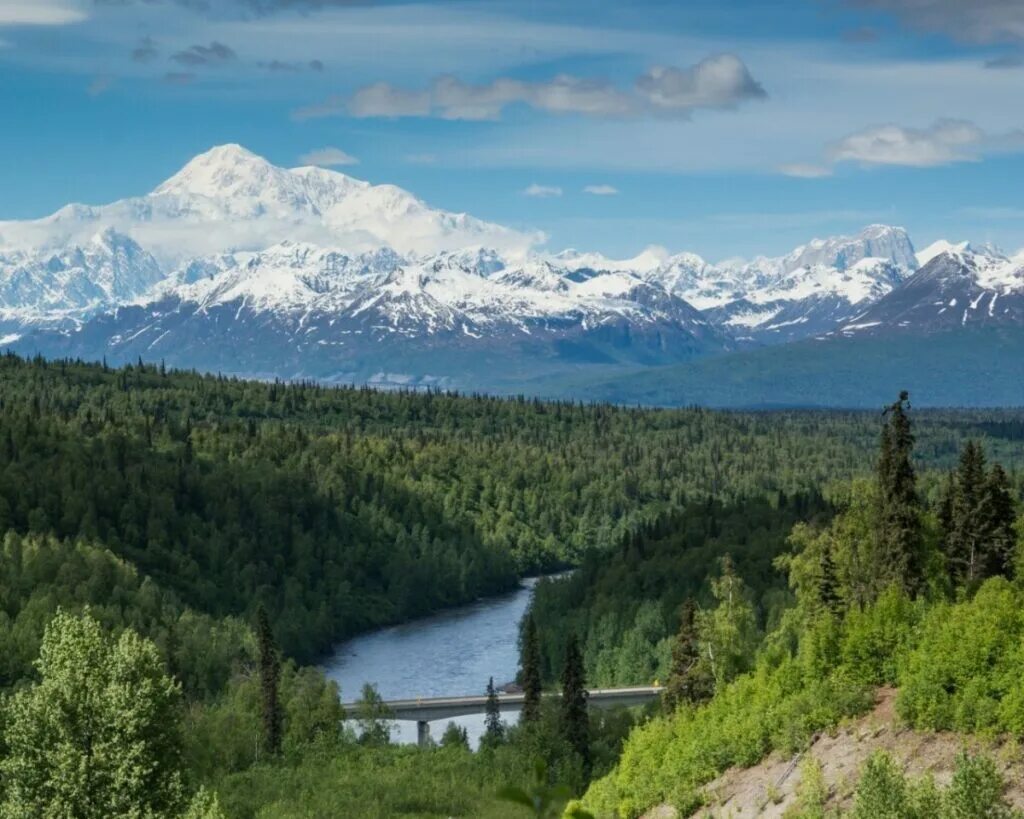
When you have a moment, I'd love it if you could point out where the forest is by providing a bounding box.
[2,354,1024,816]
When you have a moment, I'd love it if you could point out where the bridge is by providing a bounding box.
[341,686,662,747]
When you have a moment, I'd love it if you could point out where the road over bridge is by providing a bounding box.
[341,686,662,747]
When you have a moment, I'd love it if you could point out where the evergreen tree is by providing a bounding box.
[663,599,711,711]
[483,676,505,747]
[877,391,924,594]
[947,441,989,587]
[982,463,1017,579]
[520,614,543,726]
[256,605,283,757]
[560,633,590,776]
[818,542,841,615]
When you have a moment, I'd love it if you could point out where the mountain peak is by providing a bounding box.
[152,144,280,199]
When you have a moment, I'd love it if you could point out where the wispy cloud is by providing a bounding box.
[298,146,358,167]
[296,54,766,122]
[846,0,1024,43]
[163,71,194,85]
[131,36,158,63]
[583,184,619,195]
[87,74,114,96]
[259,59,324,72]
[985,54,1024,68]
[523,183,563,198]
[829,119,988,166]
[0,0,86,25]
[171,41,236,68]
[778,163,834,178]
[782,118,1024,175]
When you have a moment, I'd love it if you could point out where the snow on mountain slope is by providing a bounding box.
[838,246,1024,335]
[0,228,163,326]
[0,145,541,264]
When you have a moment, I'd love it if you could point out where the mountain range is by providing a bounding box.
[2,144,1023,406]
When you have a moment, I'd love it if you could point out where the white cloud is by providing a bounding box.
[298,146,359,167]
[301,54,765,122]
[523,183,563,198]
[828,119,986,166]
[583,184,619,195]
[635,54,766,112]
[778,163,834,178]
[0,0,86,25]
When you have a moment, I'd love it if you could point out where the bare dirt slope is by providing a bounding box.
[643,688,1024,818]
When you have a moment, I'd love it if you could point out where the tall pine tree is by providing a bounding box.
[877,391,924,594]
[483,676,505,747]
[560,633,590,777]
[982,463,1017,579]
[946,440,988,587]
[256,605,283,757]
[663,599,711,711]
[520,614,542,726]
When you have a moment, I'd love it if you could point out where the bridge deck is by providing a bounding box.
[341,685,662,723]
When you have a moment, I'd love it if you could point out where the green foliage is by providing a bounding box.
[697,556,760,691]
[851,751,910,819]
[560,635,589,776]
[255,607,282,757]
[876,391,926,595]
[530,494,828,689]
[521,615,543,726]
[0,610,213,818]
[440,722,470,750]
[850,751,1021,819]
[897,577,1024,734]
[484,676,506,748]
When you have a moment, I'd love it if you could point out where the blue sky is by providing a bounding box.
[1,0,1023,260]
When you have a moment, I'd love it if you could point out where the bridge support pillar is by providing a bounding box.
[417,720,430,748]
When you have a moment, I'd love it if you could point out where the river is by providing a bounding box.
[322,577,542,746]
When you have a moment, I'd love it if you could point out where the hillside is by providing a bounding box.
[567,327,1024,408]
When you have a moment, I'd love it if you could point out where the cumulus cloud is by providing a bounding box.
[783,118,1024,176]
[0,0,86,25]
[298,54,766,122]
[298,146,358,167]
[828,119,986,166]
[171,41,236,67]
[846,0,1024,43]
[523,183,562,198]
[634,54,766,112]
[583,184,619,195]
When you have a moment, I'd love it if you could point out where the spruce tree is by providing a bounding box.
[256,605,283,757]
[982,463,1017,579]
[818,542,841,615]
[663,599,711,711]
[560,633,590,776]
[877,391,924,594]
[520,614,542,726]
[947,441,988,587]
[483,676,505,747]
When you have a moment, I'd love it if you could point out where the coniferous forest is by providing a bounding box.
[2,353,1024,817]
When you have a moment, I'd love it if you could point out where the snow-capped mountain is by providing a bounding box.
[0,228,164,332]
[837,244,1024,336]
[1,144,1021,392]
[0,144,540,264]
